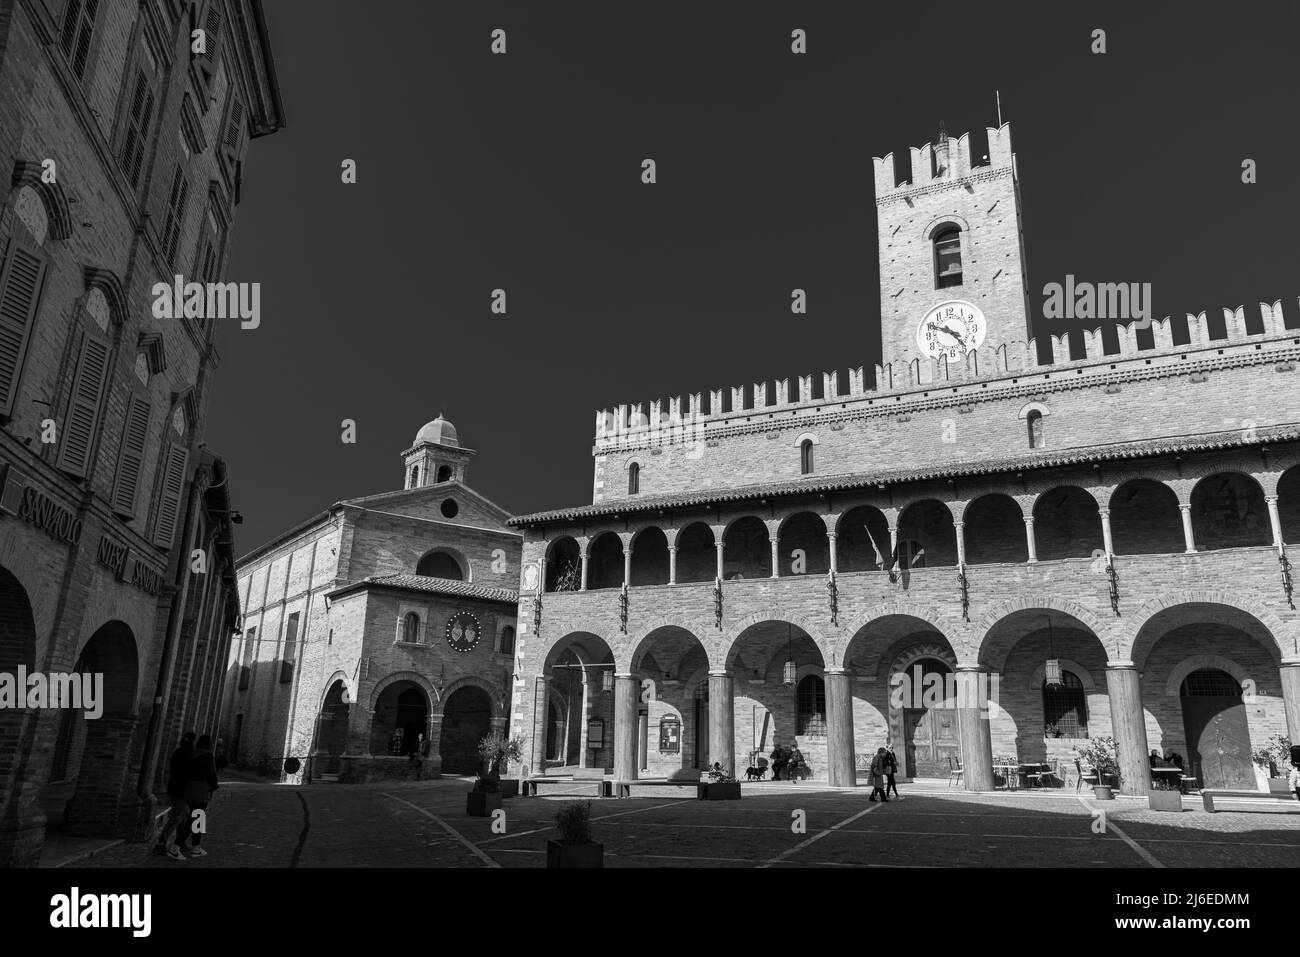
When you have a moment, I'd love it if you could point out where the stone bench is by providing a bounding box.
[1201,789,1300,813]
[613,773,703,799]
[523,776,608,798]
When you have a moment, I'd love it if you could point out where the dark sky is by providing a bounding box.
[211,0,1300,555]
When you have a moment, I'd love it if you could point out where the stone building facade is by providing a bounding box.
[0,0,282,864]
[225,417,522,783]
[509,121,1300,797]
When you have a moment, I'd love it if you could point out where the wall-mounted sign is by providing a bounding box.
[658,716,681,753]
[587,717,605,750]
[520,562,540,594]
[1,465,82,546]
[94,535,163,596]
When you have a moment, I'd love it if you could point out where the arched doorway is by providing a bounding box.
[312,680,351,774]
[897,657,959,778]
[60,621,139,835]
[1180,668,1253,790]
[370,681,429,756]
[440,686,492,773]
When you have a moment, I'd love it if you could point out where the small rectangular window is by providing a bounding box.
[160,167,190,266]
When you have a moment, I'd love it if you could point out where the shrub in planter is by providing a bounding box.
[698,762,742,801]
[546,801,602,868]
[1079,735,1121,797]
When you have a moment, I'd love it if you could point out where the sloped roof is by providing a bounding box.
[507,423,1300,527]
[327,574,518,604]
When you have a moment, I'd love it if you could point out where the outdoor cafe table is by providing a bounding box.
[994,764,1021,789]
[1019,763,1052,787]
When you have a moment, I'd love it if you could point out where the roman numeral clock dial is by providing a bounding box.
[917,299,987,360]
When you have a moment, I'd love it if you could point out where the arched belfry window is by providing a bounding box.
[402,612,421,644]
[800,439,814,475]
[436,464,452,482]
[934,226,963,288]
[408,466,419,488]
[1027,410,1045,449]
[628,462,640,495]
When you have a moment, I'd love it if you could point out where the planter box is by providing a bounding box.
[1092,786,1115,801]
[466,792,502,816]
[698,782,742,801]
[546,839,603,868]
[1267,779,1292,794]
[1148,789,1183,812]
[500,780,520,799]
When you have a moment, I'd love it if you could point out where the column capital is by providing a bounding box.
[823,667,851,677]
[1280,658,1300,667]
[1178,502,1192,512]
[1104,659,1137,670]
[1023,515,1035,525]
[1097,506,1110,518]
[614,672,636,680]
[707,669,732,679]
[1266,494,1280,504]
[954,663,987,673]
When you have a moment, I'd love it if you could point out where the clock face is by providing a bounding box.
[445,612,482,653]
[916,300,987,360]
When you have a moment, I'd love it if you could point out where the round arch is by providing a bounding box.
[369,670,440,710]
[1163,655,1251,698]
[1027,659,1098,693]
[415,546,470,581]
[923,214,970,240]
[440,675,505,718]
[1123,592,1289,664]
[973,595,1113,662]
[724,610,829,672]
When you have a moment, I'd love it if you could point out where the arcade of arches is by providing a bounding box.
[524,604,1300,796]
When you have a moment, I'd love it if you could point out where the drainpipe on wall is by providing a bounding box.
[135,461,210,830]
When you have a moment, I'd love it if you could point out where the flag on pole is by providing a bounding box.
[865,525,886,569]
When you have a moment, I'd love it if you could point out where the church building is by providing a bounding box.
[508,121,1300,796]
[223,416,521,781]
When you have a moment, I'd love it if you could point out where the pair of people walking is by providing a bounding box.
[868,745,901,802]
[154,731,220,860]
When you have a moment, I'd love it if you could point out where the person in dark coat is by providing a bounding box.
[789,745,804,782]
[868,747,889,802]
[155,731,195,860]
[177,734,220,857]
[884,744,901,799]
[770,745,787,781]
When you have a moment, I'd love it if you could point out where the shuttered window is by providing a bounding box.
[0,240,48,417]
[152,442,189,548]
[55,330,111,477]
[120,69,156,188]
[193,1,224,99]
[219,95,244,178]
[161,167,190,266]
[110,389,152,517]
[59,0,99,79]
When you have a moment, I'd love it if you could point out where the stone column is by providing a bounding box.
[1098,507,1115,559]
[1280,660,1300,745]
[954,521,967,566]
[1179,504,1197,553]
[707,671,735,776]
[668,545,678,584]
[824,668,856,788]
[955,667,994,791]
[426,713,444,776]
[1019,518,1036,567]
[769,538,780,579]
[579,548,589,591]
[1105,662,1152,795]
[827,533,838,573]
[1267,496,1284,552]
[622,545,632,588]
[530,676,550,775]
[714,541,725,581]
[637,712,649,771]
[613,675,640,782]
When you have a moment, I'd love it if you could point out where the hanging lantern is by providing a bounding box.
[783,623,797,685]
[783,659,797,686]
[1044,616,1062,687]
[601,669,614,695]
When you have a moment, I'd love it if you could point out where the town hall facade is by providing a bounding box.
[508,121,1300,796]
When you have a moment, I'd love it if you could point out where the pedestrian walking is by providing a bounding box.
[154,731,195,860]
[885,744,901,799]
[868,747,889,802]
[178,734,220,857]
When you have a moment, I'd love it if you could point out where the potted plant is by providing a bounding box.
[1079,736,1120,800]
[546,801,602,868]
[1148,775,1183,812]
[477,731,525,799]
[1252,736,1293,793]
[698,762,741,801]
[466,770,502,816]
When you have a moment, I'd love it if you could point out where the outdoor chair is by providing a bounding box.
[1078,762,1098,791]
[948,755,963,787]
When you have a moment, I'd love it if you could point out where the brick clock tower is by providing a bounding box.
[872,122,1033,380]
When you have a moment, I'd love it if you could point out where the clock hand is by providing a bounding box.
[939,324,965,340]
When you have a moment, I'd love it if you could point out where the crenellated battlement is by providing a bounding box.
[872,122,1015,201]
[594,298,1299,448]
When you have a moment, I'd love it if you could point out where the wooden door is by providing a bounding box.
[903,705,960,777]
[1181,692,1253,790]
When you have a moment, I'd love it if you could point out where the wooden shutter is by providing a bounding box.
[201,2,224,69]
[70,0,98,78]
[121,70,155,187]
[56,331,110,477]
[110,390,151,516]
[152,442,189,548]
[0,241,47,417]
[60,0,82,58]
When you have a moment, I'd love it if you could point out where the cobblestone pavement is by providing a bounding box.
[67,779,1300,868]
